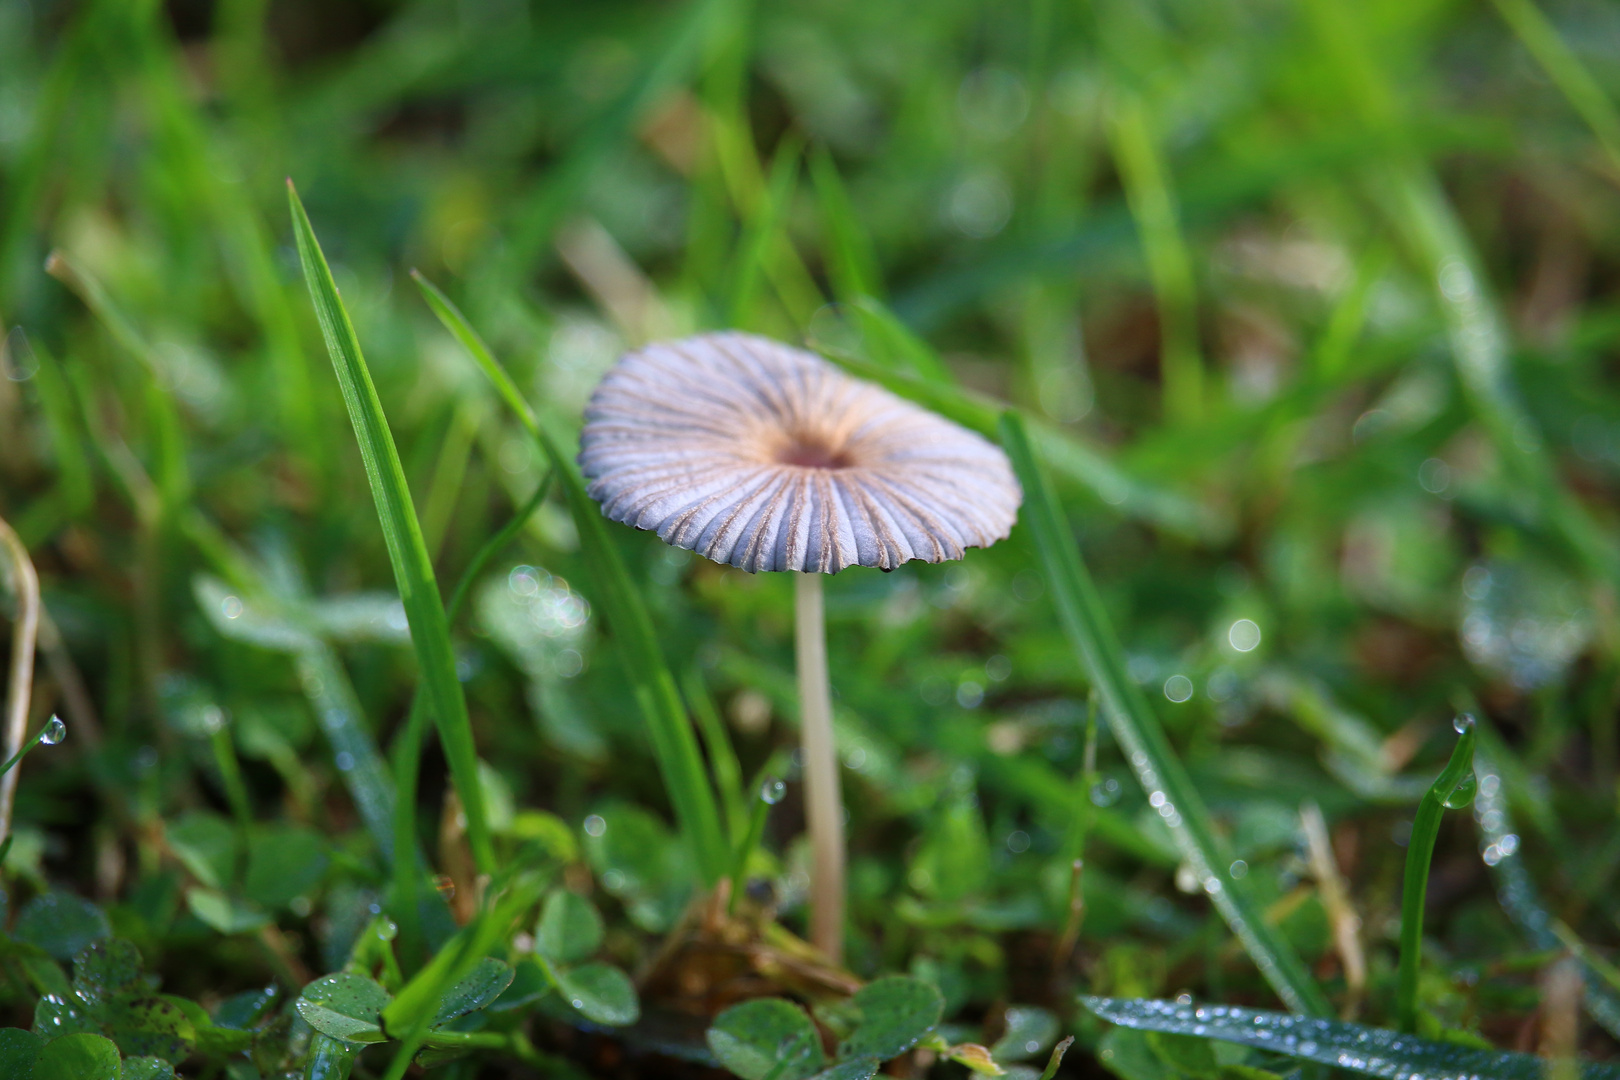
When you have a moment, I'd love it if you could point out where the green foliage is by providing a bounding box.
[5,0,1620,1076]
[707,998,827,1080]
[13,893,109,962]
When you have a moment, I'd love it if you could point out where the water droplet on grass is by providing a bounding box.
[1453,713,1474,734]
[759,778,785,805]
[1444,772,1478,809]
[40,716,66,746]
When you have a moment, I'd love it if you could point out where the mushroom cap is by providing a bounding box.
[578,331,1022,573]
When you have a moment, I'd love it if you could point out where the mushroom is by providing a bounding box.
[580,331,1021,961]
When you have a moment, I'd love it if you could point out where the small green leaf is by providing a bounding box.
[71,941,145,1007]
[581,803,692,932]
[706,997,826,1080]
[14,892,110,961]
[535,890,603,965]
[33,1032,121,1080]
[118,1057,175,1080]
[33,993,99,1039]
[304,1033,357,1080]
[490,957,551,1013]
[242,824,329,911]
[213,985,280,1030]
[432,957,515,1026]
[0,1027,42,1078]
[295,973,392,1046]
[990,1006,1059,1063]
[101,996,195,1063]
[184,888,271,935]
[555,962,640,1027]
[166,812,238,890]
[837,976,944,1061]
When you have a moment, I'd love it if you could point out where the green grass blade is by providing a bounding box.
[391,472,551,971]
[999,410,1329,1017]
[727,135,804,328]
[287,182,494,878]
[1490,0,1620,173]
[1107,92,1202,424]
[1083,997,1620,1080]
[411,271,729,885]
[683,666,747,840]
[1396,717,1476,1032]
[809,144,883,303]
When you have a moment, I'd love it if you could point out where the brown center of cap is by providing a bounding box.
[772,433,854,470]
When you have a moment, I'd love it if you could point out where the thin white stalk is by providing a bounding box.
[795,571,844,962]
[0,514,40,850]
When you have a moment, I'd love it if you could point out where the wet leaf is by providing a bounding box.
[838,975,944,1061]
[101,996,196,1062]
[304,1033,357,1080]
[991,1006,1059,1063]
[212,985,280,1030]
[490,957,552,1013]
[71,941,145,1006]
[0,1027,42,1078]
[813,1061,880,1080]
[33,993,99,1039]
[1082,996,1620,1079]
[554,962,640,1027]
[536,889,603,965]
[14,892,110,961]
[295,973,391,1046]
[706,997,826,1080]
[118,1057,176,1080]
[432,957,515,1026]
[32,1032,120,1080]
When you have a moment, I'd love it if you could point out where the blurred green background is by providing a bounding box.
[3,0,1620,1070]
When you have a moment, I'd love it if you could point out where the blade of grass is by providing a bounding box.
[998,409,1330,1017]
[0,515,41,852]
[287,182,494,879]
[411,270,729,885]
[727,135,806,328]
[1107,92,1203,424]
[1396,716,1477,1032]
[809,144,884,303]
[392,472,552,971]
[1084,997,1620,1080]
[1490,0,1620,175]
[683,666,747,840]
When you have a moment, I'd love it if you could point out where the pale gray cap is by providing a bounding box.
[578,332,1021,573]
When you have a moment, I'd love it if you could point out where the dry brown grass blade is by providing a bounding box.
[0,513,40,850]
[1302,800,1366,1019]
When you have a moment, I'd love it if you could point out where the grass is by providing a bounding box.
[2,0,1620,1076]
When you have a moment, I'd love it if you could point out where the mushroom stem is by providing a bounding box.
[795,571,845,963]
